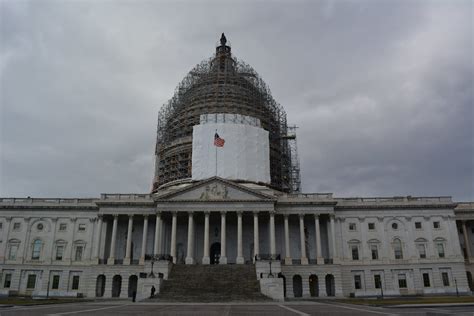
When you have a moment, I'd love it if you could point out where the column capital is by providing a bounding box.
[71,217,78,222]
[143,214,149,219]
[171,210,178,216]
[284,214,290,219]
[156,211,162,216]
[313,214,319,220]
[299,213,305,219]
[253,211,259,215]
[236,211,243,216]
[89,217,97,223]
[112,214,119,219]
[220,211,227,216]
[204,210,210,215]
[97,214,104,220]
[5,216,12,222]
[269,210,276,216]
[188,211,194,216]
[128,214,134,219]
[329,214,335,220]
[51,217,59,223]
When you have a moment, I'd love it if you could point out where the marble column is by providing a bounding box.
[315,215,324,264]
[202,211,210,264]
[330,215,338,263]
[170,211,177,264]
[124,215,134,265]
[253,212,260,262]
[269,211,276,256]
[220,212,227,264]
[185,212,195,264]
[236,211,244,264]
[107,215,118,265]
[93,215,103,263]
[154,212,161,255]
[299,214,308,265]
[463,221,472,263]
[284,214,291,265]
[139,215,148,264]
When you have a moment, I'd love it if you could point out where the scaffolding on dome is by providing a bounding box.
[152,39,298,193]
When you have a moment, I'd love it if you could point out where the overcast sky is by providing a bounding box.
[1,0,472,201]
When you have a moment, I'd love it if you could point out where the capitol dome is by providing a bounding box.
[152,34,297,193]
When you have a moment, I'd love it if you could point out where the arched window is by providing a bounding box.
[32,239,42,260]
[392,238,403,259]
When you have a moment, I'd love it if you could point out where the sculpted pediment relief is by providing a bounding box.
[158,178,273,201]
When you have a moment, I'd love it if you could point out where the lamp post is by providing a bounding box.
[455,278,459,297]
[149,257,156,278]
[268,257,274,278]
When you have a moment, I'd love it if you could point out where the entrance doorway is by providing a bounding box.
[309,274,319,297]
[210,242,221,264]
[112,275,122,297]
[325,274,335,296]
[128,275,138,298]
[293,275,302,297]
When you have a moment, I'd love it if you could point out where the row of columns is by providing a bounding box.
[462,220,472,263]
[178,211,274,265]
[283,214,337,265]
[98,212,338,265]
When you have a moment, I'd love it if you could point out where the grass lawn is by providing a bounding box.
[335,296,474,306]
[0,297,91,306]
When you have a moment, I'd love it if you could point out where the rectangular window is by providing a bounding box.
[417,244,426,259]
[75,246,83,261]
[351,245,359,260]
[349,223,357,231]
[398,274,407,288]
[437,243,445,258]
[374,275,381,289]
[9,245,18,260]
[27,274,36,289]
[354,275,362,289]
[52,275,60,289]
[441,272,450,286]
[415,222,422,229]
[56,245,64,260]
[433,221,440,229]
[78,224,86,232]
[3,274,11,288]
[13,223,21,231]
[371,245,378,260]
[0,222,3,230]
[59,223,67,231]
[423,273,431,287]
[72,276,80,290]
[368,223,375,230]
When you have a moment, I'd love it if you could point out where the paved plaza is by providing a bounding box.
[1,301,473,316]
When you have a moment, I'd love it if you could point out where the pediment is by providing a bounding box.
[156,178,275,201]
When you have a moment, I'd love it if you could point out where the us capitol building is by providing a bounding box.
[1,35,473,301]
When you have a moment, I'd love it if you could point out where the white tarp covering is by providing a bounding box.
[192,119,270,184]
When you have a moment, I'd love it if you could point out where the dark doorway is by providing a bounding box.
[128,275,138,298]
[325,274,335,297]
[309,274,319,297]
[210,242,221,264]
[293,275,303,297]
[95,275,106,297]
[112,275,122,297]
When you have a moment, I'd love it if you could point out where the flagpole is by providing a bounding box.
[215,129,217,177]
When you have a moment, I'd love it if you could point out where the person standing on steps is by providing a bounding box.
[150,285,156,298]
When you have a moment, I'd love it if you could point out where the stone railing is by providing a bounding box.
[0,198,95,204]
[338,196,452,203]
[284,193,333,199]
[100,194,152,200]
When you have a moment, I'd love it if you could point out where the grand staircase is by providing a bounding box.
[151,264,271,302]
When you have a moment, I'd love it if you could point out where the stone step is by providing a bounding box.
[149,264,271,302]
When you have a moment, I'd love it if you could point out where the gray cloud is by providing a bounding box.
[1,0,472,201]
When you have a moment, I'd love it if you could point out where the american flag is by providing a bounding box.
[214,132,225,147]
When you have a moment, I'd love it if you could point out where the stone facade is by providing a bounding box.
[1,178,473,299]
